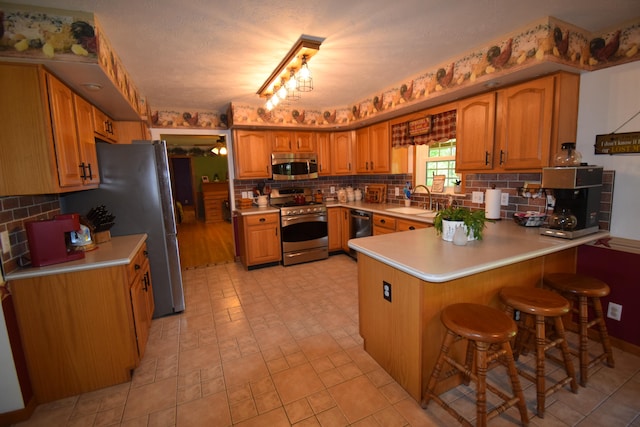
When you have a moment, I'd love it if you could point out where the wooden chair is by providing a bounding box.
[499,287,578,418]
[422,303,529,427]
[543,272,615,386]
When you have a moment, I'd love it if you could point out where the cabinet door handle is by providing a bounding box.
[370,161,374,170]
[485,151,490,166]
[500,150,505,165]
[134,264,141,270]
[275,227,278,236]
[86,163,93,180]
[79,162,87,179]
[143,250,149,258]
[366,161,369,171]
[348,162,351,171]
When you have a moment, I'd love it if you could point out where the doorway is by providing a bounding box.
[159,132,235,269]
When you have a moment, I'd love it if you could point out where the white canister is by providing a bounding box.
[354,189,362,201]
[255,195,268,207]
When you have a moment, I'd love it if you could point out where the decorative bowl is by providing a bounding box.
[513,212,547,227]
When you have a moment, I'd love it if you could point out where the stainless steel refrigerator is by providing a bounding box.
[60,140,185,317]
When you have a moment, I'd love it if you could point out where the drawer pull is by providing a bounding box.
[380,219,386,224]
[259,217,266,222]
[409,226,415,230]
[134,264,141,270]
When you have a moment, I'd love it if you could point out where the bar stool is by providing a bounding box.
[543,272,615,386]
[422,303,529,427]
[499,287,578,418]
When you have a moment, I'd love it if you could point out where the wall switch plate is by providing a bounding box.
[607,302,622,321]
[330,186,335,194]
[472,191,484,203]
[501,193,509,206]
[395,187,400,196]
[1,230,10,255]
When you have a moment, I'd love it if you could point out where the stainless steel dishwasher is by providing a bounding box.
[349,209,372,259]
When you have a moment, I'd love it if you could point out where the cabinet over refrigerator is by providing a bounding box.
[60,141,185,317]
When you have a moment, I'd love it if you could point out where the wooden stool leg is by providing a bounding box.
[501,341,529,425]
[553,316,578,393]
[592,297,615,368]
[422,330,456,407]
[577,296,590,387]
[462,340,475,386]
[475,342,489,427]
[534,314,547,418]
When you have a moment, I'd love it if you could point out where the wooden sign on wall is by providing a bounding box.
[408,116,431,136]
[595,132,640,155]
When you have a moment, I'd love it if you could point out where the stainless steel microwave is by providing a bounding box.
[271,153,318,181]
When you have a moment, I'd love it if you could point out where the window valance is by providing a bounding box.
[391,110,457,147]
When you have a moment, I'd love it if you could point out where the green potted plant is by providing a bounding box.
[433,206,490,241]
[452,179,462,194]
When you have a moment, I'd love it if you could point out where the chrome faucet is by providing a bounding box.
[412,185,432,210]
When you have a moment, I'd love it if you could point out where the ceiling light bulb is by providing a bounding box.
[287,72,297,90]
[211,147,219,155]
[271,94,280,106]
[219,146,227,155]
[265,99,274,111]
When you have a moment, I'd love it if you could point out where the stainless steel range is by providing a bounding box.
[270,188,328,266]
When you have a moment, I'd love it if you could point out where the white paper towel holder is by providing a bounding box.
[485,185,502,220]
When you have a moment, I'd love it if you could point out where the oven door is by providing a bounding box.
[280,212,328,253]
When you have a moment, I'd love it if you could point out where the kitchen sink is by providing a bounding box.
[416,211,437,218]
[386,207,435,215]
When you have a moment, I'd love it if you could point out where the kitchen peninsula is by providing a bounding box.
[348,221,608,402]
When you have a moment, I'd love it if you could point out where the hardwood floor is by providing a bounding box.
[176,218,235,269]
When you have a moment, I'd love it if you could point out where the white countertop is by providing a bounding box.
[348,221,609,282]
[5,234,148,280]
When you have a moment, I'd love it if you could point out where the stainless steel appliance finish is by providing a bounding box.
[271,188,328,266]
[271,153,319,181]
[349,210,372,259]
[59,140,185,317]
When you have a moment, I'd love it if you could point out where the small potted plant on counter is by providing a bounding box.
[452,179,462,194]
[433,205,490,241]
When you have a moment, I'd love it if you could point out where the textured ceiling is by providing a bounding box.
[8,0,640,113]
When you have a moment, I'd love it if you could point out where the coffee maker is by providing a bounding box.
[540,166,603,239]
[26,213,86,267]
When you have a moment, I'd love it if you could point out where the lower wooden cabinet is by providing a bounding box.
[238,213,281,268]
[9,242,153,403]
[328,207,342,251]
[202,182,229,223]
[374,214,432,235]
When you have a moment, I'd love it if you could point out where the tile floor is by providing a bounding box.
[13,255,640,426]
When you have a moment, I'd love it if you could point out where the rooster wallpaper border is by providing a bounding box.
[230,15,640,129]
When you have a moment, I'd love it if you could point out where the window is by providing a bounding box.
[415,139,459,191]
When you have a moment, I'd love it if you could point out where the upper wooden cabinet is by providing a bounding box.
[456,92,497,171]
[73,95,101,185]
[272,130,316,153]
[93,107,118,143]
[331,131,354,175]
[456,72,579,172]
[233,130,272,179]
[116,121,150,143]
[355,122,390,174]
[0,63,100,196]
[316,132,332,176]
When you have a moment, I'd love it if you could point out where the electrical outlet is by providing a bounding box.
[472,191,484,203]
[501,193,509,206]
[1,230,10,255]
[241,191,248,199]
[607,302,622,321]
[395,187,400,197]
[383,281,392,302]
[330,186,335,194]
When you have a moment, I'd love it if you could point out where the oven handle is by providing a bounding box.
[281,213,328,226]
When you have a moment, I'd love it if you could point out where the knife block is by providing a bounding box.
[93,230,111,243]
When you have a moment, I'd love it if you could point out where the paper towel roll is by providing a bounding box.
[485,188,502,220]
